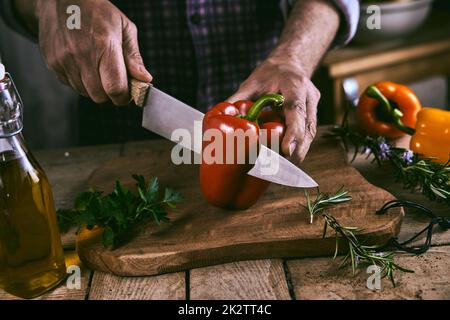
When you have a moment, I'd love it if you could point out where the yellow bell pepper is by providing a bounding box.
[410,108,450,163]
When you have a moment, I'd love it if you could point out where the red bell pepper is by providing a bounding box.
[200,94,285,209]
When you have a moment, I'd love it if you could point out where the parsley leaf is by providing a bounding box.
[56,175,183,248]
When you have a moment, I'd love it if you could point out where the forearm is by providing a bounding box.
[270,0,340,77]
[13,0,39,35]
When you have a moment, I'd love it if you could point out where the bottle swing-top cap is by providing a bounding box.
[0,63,23,137]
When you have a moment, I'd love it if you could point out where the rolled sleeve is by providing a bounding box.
[0,0,37,42]
[281,0,360,47]
[330,0,360,46]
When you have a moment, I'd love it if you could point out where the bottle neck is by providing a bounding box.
[0,74,23,138]
[0,133,27,163]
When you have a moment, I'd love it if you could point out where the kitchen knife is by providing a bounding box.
[131,80,318,188]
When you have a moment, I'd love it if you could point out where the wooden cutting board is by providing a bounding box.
[77,135,403,276]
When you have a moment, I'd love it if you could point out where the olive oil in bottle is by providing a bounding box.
[0,65,66,299]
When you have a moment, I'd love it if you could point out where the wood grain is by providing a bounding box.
[88,272,185,300]
[76,135,403,276]
[2,128,447,300]
[287,247,450,300]
[190,260,290,300]
[130,79,150,107]
[326,39,450,77]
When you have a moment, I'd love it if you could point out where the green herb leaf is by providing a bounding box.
[164,188,184,205]
[102,227,115,248]
[56,175,183,249]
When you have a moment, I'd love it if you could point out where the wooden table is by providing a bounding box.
[1,130,449,300]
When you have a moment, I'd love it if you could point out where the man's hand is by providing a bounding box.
[228,56,320,164]
[229,0,340,165]
[15,0,152,105]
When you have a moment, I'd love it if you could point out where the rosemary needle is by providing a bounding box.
[303,187,413,287]
[325,115,450,206]
[322,214,414,287]
[304,187,352,224]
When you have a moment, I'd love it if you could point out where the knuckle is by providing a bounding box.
[127,51,143,62]
[306,121,317,139]
[292,100,307,118]
[128,22,138,35]
[104,81,126,97]
[298,75,308,83]
[96,33,117,49]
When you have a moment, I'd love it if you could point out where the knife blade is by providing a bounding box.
[132,80,318,188]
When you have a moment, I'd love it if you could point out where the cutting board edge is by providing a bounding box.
[76,207,403,277]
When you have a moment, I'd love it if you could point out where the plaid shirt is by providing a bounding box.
[1,0,359,145]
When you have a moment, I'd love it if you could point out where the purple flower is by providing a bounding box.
[378,143,391,160]
[401,150,414,165]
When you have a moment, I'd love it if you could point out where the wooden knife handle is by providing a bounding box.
[130,79,151,107]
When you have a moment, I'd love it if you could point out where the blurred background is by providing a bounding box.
[1,0,449,150]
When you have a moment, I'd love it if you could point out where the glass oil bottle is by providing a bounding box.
[0,64,66,299]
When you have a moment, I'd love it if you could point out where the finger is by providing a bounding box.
[81,69,109,104]
[227,83,261,103]
[281,91,307,157]
[295,89,320,162]
[122,21,153,82]
[53,68,70,87]
[99,40,130,106]
[47,58,75,87]
[62,63,89,97]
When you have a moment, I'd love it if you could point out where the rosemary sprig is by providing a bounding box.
[303,187,413,287]
[322,214,414,287]
[304,187,352,223]
[325,112,450,206]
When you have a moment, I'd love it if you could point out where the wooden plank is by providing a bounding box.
[327,38,450,77]
[189,260,291,300]
[329,51,450,123]
[351,51,450,93]
[76,134,403,276]
[88,271,185,300]
[322,12,450,76]
[35,144,121,210]
[0,251,92,300]
[287,246,450,299]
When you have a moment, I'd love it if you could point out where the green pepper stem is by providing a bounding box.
[244,93,284,122]
[365,86,416,135]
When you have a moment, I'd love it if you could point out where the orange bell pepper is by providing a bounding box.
[356,81,421,138]
[410,108,450,163]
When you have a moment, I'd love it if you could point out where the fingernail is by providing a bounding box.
[289,142,297,156]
